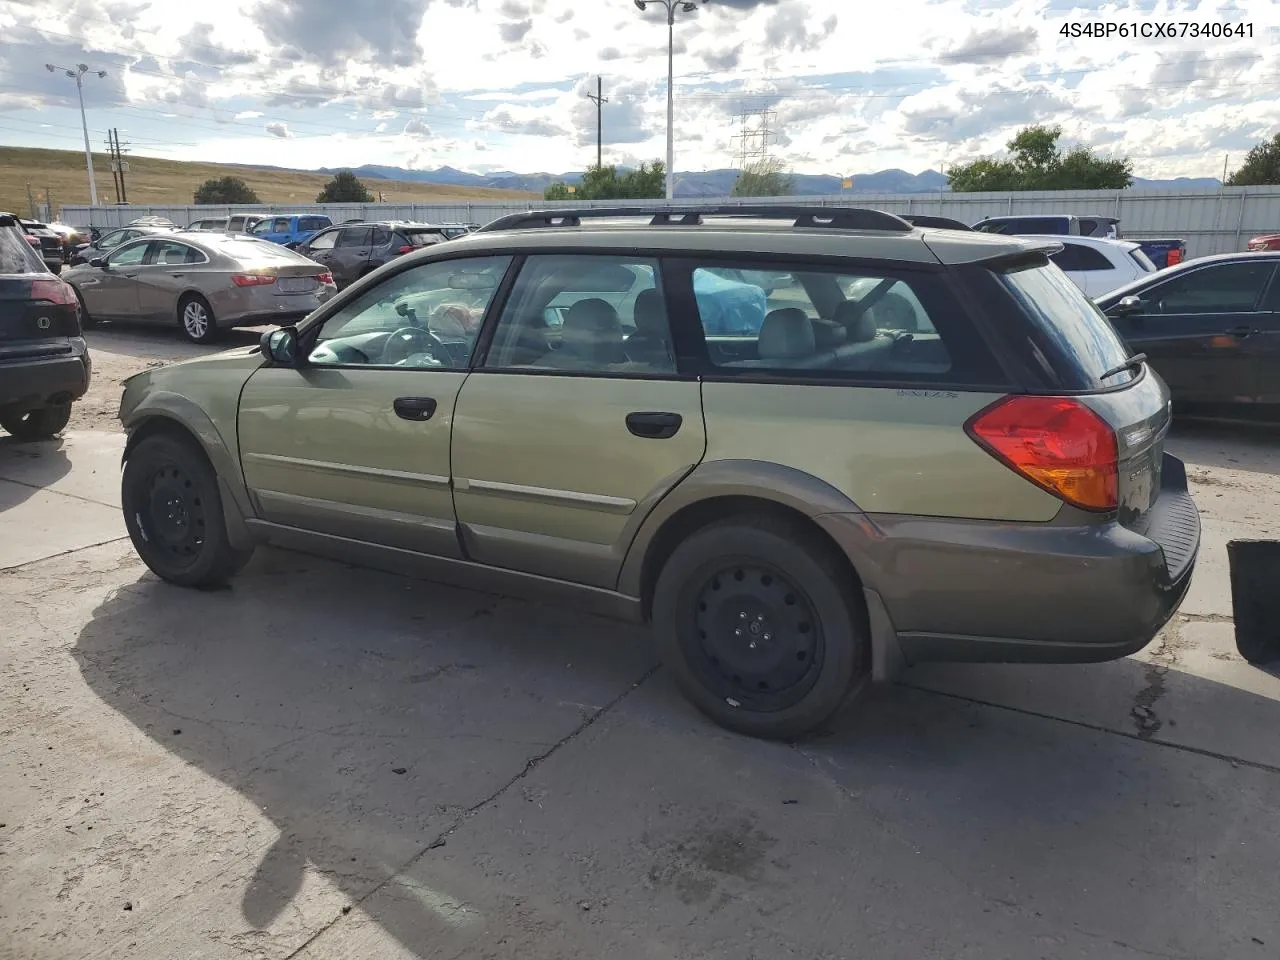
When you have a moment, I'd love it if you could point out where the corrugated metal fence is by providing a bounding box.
[60,186,1280,260]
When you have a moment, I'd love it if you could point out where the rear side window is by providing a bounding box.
[995,260,1136,389]
[1129,249,1157,272]
[300,217,328,231]
[976,217,1068,235]
[371,226,392,246]
[0,224,43,274]
[685,261,1003,386]
[1050,243,1113,272]
[403,229,446,247]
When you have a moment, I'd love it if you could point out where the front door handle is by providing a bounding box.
[1227,325,1254,338]
[626,411,682,439]
[393,397,437,421]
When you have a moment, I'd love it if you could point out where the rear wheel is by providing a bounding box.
[71,285,95,328]
[652,515,867,740]
[0,403,72,440]
[178,294,217,344]
[122,433,252,587]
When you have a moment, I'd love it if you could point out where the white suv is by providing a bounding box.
[1023,234,1157,298]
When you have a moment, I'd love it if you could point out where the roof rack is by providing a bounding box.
[475,205,914,235]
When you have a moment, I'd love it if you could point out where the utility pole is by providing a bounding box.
[1222,153,1229,184]
[114,129,130,204]
[586,77,608,169]
[106,130,121,204]
[46,63,108,207]
[25,182,35,218]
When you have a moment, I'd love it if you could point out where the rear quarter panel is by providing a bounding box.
[700,382,1063,521]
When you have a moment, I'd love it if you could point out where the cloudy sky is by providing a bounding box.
[0,0,1277,182]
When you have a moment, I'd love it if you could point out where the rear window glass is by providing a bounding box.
[1129,248,1157,272]
[997,261,1136,388]
[215,238,305,261]
[403,229,446,246]
[687,262,1004,385]
[0,224,44,274]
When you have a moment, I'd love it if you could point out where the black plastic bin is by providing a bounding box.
[1227,539,1280,664]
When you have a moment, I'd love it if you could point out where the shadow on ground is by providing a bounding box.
[74,549,1280,958]
[0,436,71,510]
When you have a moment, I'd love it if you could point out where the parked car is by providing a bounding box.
[115,204,1199,740]
[16,219,63,274]
[0,213,90,440]
[187,214,266,234]
[64,232,337,344]
[69,224,177,266]
[973,214,1185,268]
[901,214,972,230]
[296,221,451,288]
[1097,251,1280,422]
[1021,234,1157,297]
[248,214,333,248]
[1247,234,1280,252]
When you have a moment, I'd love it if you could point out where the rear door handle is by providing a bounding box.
[393,397,437,421]
[1227,325,1254,338]
[626,411,682,439]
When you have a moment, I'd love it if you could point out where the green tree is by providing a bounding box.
[544,161,666,200]
[315,170,374,203]
[193,176,260,204]
[1226,133,1280,186]
[947,125,1134,192]
[732,158,795,197]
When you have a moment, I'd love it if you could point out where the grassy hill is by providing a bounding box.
[0,145,536,217]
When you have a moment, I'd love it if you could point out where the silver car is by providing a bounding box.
[64,232,337,343]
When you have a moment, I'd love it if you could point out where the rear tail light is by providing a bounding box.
[315,271,334,285]
[397,245,414,255]
[231,273,276,287]
[25,235,40,247]
[1166,248,1182,266]
[966,395,1118,512]
[30,278,77,306]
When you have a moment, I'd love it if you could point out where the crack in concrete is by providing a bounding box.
[280,663,660,959]
[0,473,121,508]
[0,536,130,573]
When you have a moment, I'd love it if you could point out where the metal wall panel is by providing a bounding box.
[61,187,1280,260]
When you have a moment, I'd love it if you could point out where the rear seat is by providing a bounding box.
[729,308,831,368]
[824,300,896,370]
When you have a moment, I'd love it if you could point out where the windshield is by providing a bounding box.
[998,261,1137,388]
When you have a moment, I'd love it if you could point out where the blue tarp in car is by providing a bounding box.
[694,270,769,335]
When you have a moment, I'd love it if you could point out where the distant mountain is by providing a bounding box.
[312,162,1222,196]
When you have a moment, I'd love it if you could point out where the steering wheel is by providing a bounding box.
[382,326,446,366]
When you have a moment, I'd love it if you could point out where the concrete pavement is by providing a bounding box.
[2,428,1279,960]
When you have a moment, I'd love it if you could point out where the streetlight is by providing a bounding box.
[45,62,108,207]
[633,0,700,200]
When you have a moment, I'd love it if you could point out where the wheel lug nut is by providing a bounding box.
[738,611,747,620]
[763,633,771,641]
[734,629,742,637]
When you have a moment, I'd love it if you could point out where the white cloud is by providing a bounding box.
[234,110,264,120]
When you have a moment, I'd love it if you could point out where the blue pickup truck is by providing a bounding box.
[247,213,333,249]
[971,214,1186,268]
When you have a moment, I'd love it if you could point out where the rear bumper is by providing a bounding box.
[818,453,1200,674]
[0,338,91,410]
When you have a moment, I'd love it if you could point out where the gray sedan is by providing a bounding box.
[64,232,337,343]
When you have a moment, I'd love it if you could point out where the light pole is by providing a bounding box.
[634,0,699,200]
[45,63,108,207]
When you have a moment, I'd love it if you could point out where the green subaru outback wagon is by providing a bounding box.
[117,206,1200,739]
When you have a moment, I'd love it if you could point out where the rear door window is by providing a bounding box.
[272,218,292,233]
[682,260,1003,386]
[1050,243,1113,272]
[371,226,392,246]
[307,229,339,251]
[339,227,372,248]
[107,240,151,267]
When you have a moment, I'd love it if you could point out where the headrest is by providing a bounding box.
[810,318,846,348]
[758,308,815,360]
[633,289,667,336]
[833,300,878,342]
[564,297,622,337]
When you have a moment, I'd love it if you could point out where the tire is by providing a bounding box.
[0,402,72,440]
[71,285,96,328]
[121,432,253,588]
[177,294,218,344]
[651,515,867,740]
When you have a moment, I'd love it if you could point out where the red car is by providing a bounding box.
[1247,234,1280,252]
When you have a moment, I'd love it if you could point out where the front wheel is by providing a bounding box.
[178,294,218,344]
[0,402,72,440]
[122,433,253,587]
[652,516,868,740]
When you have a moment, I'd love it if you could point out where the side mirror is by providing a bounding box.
[89,257,105,268]
[261,326,302,366]
[1108,295,1144,317]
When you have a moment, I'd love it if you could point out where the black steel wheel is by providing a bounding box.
[122,432,253,587]
[0,403,71,440]
[652,515,867,740]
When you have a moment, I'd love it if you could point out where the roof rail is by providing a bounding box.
[475,205,914,234]
[900,214,972,231]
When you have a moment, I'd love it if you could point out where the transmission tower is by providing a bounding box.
[730,109,778,171]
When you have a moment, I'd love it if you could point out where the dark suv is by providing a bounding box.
[296,221,451,288]
[17,219,64,274]
[0,213,90,440]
